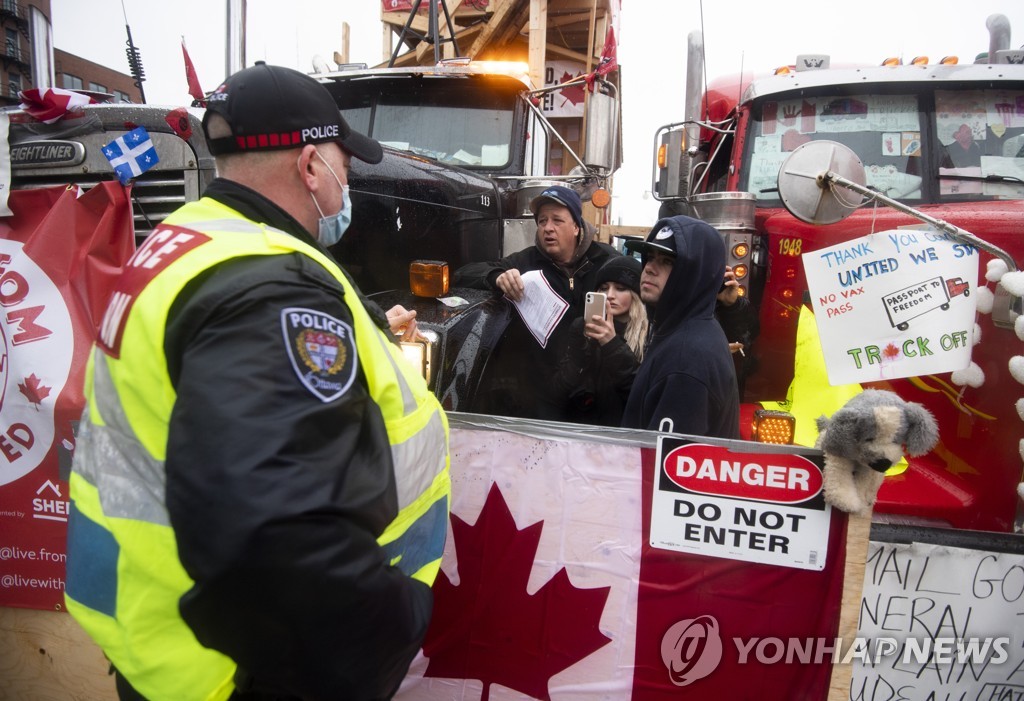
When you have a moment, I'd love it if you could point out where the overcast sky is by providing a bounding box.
[49,1,1024,226]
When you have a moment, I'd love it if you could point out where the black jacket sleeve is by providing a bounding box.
[453,248,538,290]
[715,296,760,351]
[599,335,640,400]
[164,253,430,701]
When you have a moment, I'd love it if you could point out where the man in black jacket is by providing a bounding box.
[622,215,740,438]
[455,186,617,420]
[65,63,449,701]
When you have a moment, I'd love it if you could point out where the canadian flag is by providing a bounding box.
[396,423,846,700]
[18,87,95,124]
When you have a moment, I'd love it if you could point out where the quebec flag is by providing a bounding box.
[102,126,159,185]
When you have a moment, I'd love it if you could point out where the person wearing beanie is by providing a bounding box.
[64,63,450,701]
[554,254,649,426]
[621,215,740,439]
[455,185,618,420]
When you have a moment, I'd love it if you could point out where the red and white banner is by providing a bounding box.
[0,183,135,611]
[398,423,849,699]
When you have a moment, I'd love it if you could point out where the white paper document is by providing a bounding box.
[510,269,569,348]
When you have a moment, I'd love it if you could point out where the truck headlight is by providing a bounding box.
[400,330,436,385]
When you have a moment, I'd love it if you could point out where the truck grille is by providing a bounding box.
[11,170,189,239]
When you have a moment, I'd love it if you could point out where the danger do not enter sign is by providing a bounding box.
[650,439,832,570]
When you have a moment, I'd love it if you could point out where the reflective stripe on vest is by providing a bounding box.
[65,197,450,701]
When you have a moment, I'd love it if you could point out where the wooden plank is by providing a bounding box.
[339,22,350,66]
[467,0,529,58]
[827,512,872,701]
[528,0,547,90]
[0,607,115,701]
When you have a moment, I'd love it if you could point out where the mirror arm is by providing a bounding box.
[821,171,1018,274]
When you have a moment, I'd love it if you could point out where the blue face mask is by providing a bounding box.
[308,151,352,246]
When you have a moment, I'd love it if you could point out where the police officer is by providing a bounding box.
[64,63,451,701]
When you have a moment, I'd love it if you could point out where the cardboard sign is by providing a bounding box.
[802,228,978,385]
[649,439,831,570]
[852,538,1024,699]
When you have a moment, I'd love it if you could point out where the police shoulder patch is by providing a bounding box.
[281,307,357,402]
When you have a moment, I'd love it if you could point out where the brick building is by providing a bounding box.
[54,49,141,103]
[0,0,141,106]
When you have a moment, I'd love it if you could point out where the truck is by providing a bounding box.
[7,57,621,413]
[652,15,1024,533]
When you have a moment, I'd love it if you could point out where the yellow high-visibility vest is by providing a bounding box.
[65,197,450,701]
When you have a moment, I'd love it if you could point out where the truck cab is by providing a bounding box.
[653,25,1024,532]
[6,59,620,414]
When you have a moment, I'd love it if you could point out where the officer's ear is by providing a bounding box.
[297,145,321,192]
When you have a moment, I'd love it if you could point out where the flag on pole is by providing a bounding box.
[596,25,618,77]
[102,127,160,185]
[181,37,205,103]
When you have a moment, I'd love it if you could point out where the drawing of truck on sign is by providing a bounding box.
[882,276,971,330]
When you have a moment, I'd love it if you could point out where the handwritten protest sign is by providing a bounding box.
[802,227,978,385]
[851,539,1024,699]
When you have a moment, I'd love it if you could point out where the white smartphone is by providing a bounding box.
[584,292,607,323]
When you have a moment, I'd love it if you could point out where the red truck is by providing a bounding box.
[653,15,1024,533]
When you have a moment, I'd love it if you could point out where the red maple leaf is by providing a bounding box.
[422,483,611,700]
[18,373,51,409]
[559,71,586,107]
[883,343,901,359]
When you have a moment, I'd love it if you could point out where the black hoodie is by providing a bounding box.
[621,216,740,438]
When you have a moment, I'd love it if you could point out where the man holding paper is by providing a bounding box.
[455,185,618,420]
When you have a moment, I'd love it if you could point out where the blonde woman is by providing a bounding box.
[556,255,648,426]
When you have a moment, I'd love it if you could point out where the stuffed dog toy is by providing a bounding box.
[815,389,939,515]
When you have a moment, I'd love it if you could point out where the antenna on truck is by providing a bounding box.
[121,0,146,104]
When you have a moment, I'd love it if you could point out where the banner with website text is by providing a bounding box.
[0,183,134,611]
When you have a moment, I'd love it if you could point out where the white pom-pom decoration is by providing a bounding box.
[973,322,982,346]
[975,286,995,314]
[1017,315,1024,342]
[1019,438,1024,462]
[1019,482,1024,504]
[951,362,985,388]
[999,270,1024,297]
[1010,356,1024,385]
[986,258,1009,282]
[1018,398,1024,421]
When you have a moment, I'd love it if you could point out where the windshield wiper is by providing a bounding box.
[938,173,1024,185]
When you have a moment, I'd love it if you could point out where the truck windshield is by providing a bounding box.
[742,88,1024,204]
[334,79,516,169]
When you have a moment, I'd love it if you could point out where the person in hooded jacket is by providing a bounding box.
[621,215,740,439]
[455,186,617,420]
[554,255,647,426]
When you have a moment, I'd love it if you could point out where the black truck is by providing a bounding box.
[8,60,620,412]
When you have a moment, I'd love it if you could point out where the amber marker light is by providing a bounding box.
[939,55,959,65]
[591,188,611,209]
[751,409,796,444]
[732,242,749,258]
[657,143,667,169]
[410,260,449,297]
[733,264,748,280]
[910,56,929,66]
[881,57,902,67]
